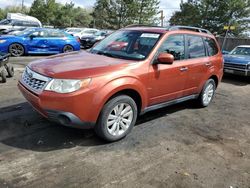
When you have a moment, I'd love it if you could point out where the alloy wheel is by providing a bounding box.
[106,103,133,136]
[202,83,214,106]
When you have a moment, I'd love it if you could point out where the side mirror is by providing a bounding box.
[29,35,36,39]
[156,52,174,64]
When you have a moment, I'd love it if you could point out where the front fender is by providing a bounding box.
[91,76,148,121]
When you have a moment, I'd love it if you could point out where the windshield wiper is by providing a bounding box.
[96,51,118,58]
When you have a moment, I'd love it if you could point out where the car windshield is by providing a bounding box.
[0,19,11,25]
[94,31,105,36]
[82,29,97,34]
[230,47,250,56]
[90,30,161,60]
[68,29,82,33]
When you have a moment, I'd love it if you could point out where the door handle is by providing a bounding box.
[180,67,188,72]
[205,62,212,66]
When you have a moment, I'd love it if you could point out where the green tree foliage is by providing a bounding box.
[170,0,250,36]
[92,0,160,29]
[29,0,92,27]
[0,5,29,20]
[0,9,5,20]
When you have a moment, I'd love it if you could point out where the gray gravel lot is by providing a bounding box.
[0,56,249,188]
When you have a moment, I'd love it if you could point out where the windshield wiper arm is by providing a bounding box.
[96,51,118,58]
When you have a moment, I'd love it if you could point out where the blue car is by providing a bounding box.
[0,28,81,56]
[223,45,250,76]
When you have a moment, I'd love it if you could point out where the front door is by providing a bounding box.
[27,30,50,53]
[148,34,189,105]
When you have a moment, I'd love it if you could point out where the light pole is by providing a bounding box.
[21,0,24,11]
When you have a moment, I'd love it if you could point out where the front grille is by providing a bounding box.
[224,62,247,70]
[22,67,51,93]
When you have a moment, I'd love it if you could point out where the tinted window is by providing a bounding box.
[204,37,218,56]
[159,35,185,60]
[187,35,205,58]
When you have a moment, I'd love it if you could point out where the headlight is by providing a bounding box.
[0,40,6,44]
[45,78,91,93]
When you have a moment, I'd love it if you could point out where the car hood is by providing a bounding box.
[224,54,250,64]
[29,51,134,79]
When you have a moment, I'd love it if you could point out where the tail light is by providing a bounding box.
[75,37,80,43]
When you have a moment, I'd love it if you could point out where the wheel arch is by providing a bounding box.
[209,75,219,88]
[91,77,148,122]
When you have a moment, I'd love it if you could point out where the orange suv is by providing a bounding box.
[18,25,223,141]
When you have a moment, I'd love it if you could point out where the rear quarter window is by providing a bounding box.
[204,37,219,56]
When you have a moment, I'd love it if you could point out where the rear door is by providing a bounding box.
[46,30,67,53]
[148,34,189,105]
[183,34,209,96]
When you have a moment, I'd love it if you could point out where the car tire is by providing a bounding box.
[198,79,216,107]
[0,69,7,83]
[95,95,138,142]
[9,43,24,57]
[63,45,74,53]
[5,64,14,77]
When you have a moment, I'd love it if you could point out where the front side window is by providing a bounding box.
[159,34,185,60]
[204,37,218,56]
[90,30,161,60]
[187,35,206,58]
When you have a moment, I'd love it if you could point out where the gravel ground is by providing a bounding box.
[0,56,249,188]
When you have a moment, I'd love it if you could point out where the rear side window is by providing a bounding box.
[48,30,66,37]
[204,37,218,56]
[159,34,185,60]
[187,35,206,58]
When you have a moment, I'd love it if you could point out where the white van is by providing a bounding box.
[0,13,42,33]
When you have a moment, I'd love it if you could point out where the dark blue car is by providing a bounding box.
[0,28,81,56]
[223,45,250,76]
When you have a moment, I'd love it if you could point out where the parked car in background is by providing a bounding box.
[223,45,250,76]
[0,13,42,34]
[64,27,85,35]
[18,25,223,142]
[80,30,113,48]
[0,28,80,56]
[73,28,99,39]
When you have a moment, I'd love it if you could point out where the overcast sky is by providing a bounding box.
[0,0,185,21]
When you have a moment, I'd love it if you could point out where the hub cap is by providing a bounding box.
[107,103,133,136]
[203,83,214,105]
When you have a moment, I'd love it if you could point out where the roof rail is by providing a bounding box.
[125,24,163,28]
[167,25,212,34]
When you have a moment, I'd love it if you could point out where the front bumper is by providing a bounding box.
[18,82,95,129]
[224,68,250,76]
[80,40,95,48]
